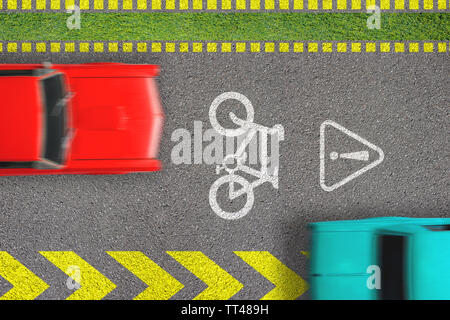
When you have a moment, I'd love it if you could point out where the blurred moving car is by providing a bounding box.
[309,217,450,299]
[0,63,164,176]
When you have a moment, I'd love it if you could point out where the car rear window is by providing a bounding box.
[378,235,408,300]
[41,74,67,165]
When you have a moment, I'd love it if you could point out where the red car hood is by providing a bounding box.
[69,76,163,160]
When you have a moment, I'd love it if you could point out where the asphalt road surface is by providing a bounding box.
[0,51,448,299]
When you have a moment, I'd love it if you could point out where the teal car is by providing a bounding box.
[308,217,450,300]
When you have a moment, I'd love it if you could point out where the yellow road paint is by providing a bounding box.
[337,0,346,9]
[293,0,303,9]
[337,42,347,52]
[380,42,390,52]
[279,42,289,52]
[192,42,203,52]
[36,42,46,52]
[423,0,433,9]
[265,0,274,9]
[293,42,304,52]
[409,42,419,52]
[167,251,243,300]
[308,42,318,52]
[366,0,375,8]
[108,0,118,9]
[123,42,133,52]
[222,0,231,9]
[437,42,447,52]
[50,0,60,9]
[300,250,310,258]
[351,0,361,9]
[250,42,260,52]
[351,42,361,52]
[207,42,217,52]
[166,0,175,8]
[193,0,202,9]
[438,0,446,9]
[250,0,260,9]
[322,0,332,9]
[138,0,148,9]
[79,0,89,9]
[236,0,246,9]
[94,0,104,9]
[395,0,404,9]
[236,42,246,52]
[40,251,116,300]
[279,0,289,9]
[308,0,317,9]
[108,252,183,300]
[366,42,376,52]
[108,42,118,52]
[0,252,49,300]
[180,0,188,9]
[65,0,75,9]
[235,251,308,300]
[36,0,45,9]
[7,0,16,9]
[207,0,217,9]
[323,42,332,52]
[22,0,31,9]
[409,0,418,9]
[265,42,275,52]
[395,42,404,52]
[221,42,232,52]
[423,42,434,52]
[22,43,32,52]
[65,42,75,52]
[94,43,104,52]
[123,0,133,9]
[179,42,189,52]
[380,0,390,9]
[137,42,147,52]
[166,42,176,52]
[51,42,61,52]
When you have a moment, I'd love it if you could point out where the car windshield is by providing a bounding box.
[41,74,68,165]
[378,235,408,300]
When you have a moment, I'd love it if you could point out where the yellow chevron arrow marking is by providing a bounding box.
[167,251,243,300]
[107,251,183,300]
[0,252,49,300]
[234,251,308,300]
[40,251,116,300]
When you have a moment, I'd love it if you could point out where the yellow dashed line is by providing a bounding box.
[1,0,448,10]
[2,42,447,54]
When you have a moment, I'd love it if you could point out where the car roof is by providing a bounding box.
[0,76,43,162]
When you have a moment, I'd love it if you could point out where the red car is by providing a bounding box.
[0,63,164,176]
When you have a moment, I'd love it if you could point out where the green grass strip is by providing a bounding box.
[0,12,448,41]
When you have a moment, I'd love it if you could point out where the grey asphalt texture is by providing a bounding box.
[0,52,448,300]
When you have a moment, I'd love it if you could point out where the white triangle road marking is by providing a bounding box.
[320,120,385,192]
